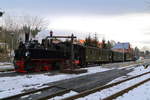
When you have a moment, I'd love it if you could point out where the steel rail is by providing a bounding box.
[62,71,150,100]
[1,85,56,100]
[37,89,71,100]
[103,78,150,100]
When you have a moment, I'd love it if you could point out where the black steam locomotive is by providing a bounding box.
[14,34,134,73]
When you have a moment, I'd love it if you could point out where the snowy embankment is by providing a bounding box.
[115,67,150,100]
[0,61,148,99]
[0,62,14,72]
[49,91,78,100]
[77,66,150,100]
[0,66,110,99]
[116,81,150,100]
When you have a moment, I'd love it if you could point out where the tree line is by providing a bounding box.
[84,34,113,49]
[0,13,142,58]
[0,14,48,52]
[83,34,142,58]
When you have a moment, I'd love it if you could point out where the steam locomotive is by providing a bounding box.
[14,34,135,73]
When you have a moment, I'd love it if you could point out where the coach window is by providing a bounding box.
[90,50,92,55]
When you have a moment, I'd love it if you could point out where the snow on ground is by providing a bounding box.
[127,65,150,76]
[0,62,12,66]
[76,66,150,100]
[0,61,148,99]
[109,65,149,84]
[116,81,150,100]
[0,66,110,99]
[115,65,150,100]
[49,91,78,100]
[0,65,14,71]
[0,62,14,71]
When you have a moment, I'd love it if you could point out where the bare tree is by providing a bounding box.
[1,14,48,49]
[22,15,48,38]
[2,14,20,32]
[1,14,20,50]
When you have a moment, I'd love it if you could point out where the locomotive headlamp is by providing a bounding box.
[25,51,30,56]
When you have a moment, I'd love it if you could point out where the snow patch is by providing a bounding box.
[77,72,150,100]
[77,65,150,100]
[116,81,150,100]
[0,66,109,99]
[49,91,78,100]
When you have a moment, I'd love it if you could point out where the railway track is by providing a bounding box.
[62,71,150,100]
[0,64,136,77]
[0,69,130,100]
[103,78,150,100]
[0,70,60,77]
[1,84,71,100]
[2,70,150,100]
[0,61,146,77]
[1,63,149,100]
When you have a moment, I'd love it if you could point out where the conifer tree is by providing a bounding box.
[92,34,99,47]
[102,39,106,49]
[84,34,92,46]
[106,40,112,49]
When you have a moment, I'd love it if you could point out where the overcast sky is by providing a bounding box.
[1,0,150,50]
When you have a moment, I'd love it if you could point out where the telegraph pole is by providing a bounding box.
[123,43,124,63]
[0,10,4,55]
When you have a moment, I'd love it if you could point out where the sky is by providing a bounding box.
[1,0,150,50]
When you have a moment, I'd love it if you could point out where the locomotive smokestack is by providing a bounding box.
[0,11,4,17]
[50,30,53,43]
[50,30,53,37]
[25,32,29,42]
[23,26,30,42]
